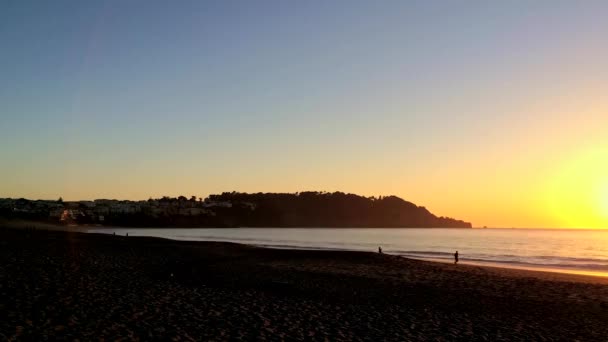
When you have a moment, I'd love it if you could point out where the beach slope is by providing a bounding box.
[1,228,607,340]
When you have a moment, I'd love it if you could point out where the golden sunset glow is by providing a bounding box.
[542,145,608,228]
[6,3,608,341]
[597,181,608,220]
[2,2,608,229]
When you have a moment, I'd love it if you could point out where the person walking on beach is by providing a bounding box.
[378,246,383,254]
[454,250,459,264]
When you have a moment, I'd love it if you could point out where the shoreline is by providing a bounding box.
[413,257,608,284]
[411,257,608,279]
[0,221,474,229]
[6,220,608,280]
[4,225,608,284]
[88,228,608,279]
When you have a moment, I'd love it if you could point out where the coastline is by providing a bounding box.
[0,219,473,229]
[2,227,608,340]
[6,220,608,279]
[412,257,608,280]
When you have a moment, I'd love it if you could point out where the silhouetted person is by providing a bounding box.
[378,246,383,254]
[126,233,128,237]
[454,251,459,264]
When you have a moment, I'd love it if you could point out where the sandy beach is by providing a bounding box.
[2,227,608,341]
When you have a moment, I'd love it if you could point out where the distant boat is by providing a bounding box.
[483,226,487,229]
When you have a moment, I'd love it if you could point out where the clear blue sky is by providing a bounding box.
[2,1,608,227]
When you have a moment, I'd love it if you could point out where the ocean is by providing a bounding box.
[85,227,608,276]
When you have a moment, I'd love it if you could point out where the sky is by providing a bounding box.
[1,1,608,228]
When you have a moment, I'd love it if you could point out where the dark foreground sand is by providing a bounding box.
[2,228,608,341]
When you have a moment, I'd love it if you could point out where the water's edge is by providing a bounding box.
[85,227,608,278]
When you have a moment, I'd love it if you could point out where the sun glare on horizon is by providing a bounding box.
[543,145,608,229]
[597,181,608,221]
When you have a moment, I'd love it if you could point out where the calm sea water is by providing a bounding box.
[86,228,608,276]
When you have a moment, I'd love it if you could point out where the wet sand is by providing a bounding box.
[2,228,608,341]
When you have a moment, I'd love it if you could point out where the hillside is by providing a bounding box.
[207,192,471,228]
[0,192,472,228]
